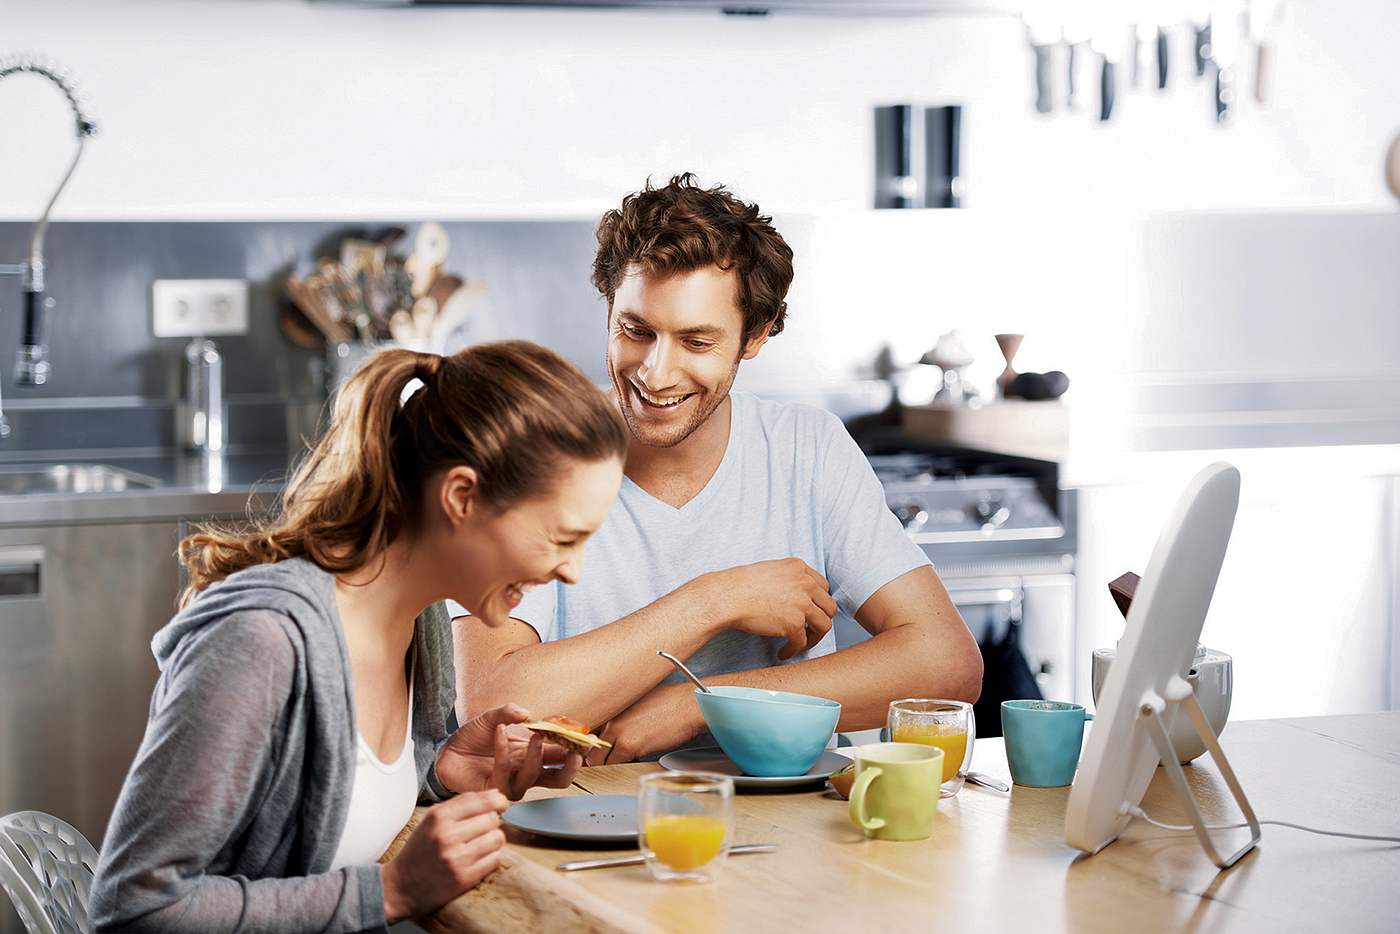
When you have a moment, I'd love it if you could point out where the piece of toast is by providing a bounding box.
[522,716,612,755]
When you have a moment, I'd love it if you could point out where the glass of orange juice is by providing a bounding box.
[887,699,975,797]
[637,771,734,882]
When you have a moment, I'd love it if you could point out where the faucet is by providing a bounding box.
[181,338,226,493]
[183,339,225,454]
[0,53,99,438]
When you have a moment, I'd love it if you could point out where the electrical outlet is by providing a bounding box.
[152,279,250,337]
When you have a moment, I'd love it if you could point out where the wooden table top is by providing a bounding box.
[394,713,1400,934]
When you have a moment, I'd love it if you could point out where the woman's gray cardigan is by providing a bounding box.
[90,557,457,933]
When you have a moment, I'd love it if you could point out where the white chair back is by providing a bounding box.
[0,811,99,934]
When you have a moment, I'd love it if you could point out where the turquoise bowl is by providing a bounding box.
[695,686,841,777]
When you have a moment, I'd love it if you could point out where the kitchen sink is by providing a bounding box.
[0,463,162,495]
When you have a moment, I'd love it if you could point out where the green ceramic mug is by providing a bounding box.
[847,742,944,841]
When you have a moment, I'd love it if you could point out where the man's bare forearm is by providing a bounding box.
[664,564,983,734]
[455,586,719,727]
[597,606,982,762]
[456,559,835,727]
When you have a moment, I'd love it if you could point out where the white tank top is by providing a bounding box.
[329,683,418,870]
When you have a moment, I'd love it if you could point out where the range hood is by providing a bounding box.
[314,0,1018,14]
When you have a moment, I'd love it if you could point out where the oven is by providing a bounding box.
[833,447,1077,740]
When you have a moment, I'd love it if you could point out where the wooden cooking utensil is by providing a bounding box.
[408,222,451,298]
[285,274,356,342]
[431,279,489,341]
[994,333,1024,396]
[410,296,438,340]
[425,274,463,310]
[279,301,325,350]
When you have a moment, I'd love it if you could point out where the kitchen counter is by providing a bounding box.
[0,452,289,526]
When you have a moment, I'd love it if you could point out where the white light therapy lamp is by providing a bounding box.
[1064,461,1260,868]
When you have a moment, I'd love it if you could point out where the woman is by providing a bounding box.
[90,341,628,932]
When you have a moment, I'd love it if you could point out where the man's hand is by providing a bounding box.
[435,703,583,800]
[699,558,838,660]
[589,682,701,765]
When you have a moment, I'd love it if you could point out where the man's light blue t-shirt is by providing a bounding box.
[479,390,931,685]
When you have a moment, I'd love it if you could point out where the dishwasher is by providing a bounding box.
[0,522,182,854]
[0,476,276,877]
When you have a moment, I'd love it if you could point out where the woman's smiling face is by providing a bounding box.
[451,454,623,627]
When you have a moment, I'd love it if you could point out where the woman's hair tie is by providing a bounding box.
[414,352,441,387]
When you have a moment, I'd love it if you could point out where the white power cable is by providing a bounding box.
[1120,803,1400,843]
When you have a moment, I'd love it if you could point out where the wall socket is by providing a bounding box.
[152,279,250,337]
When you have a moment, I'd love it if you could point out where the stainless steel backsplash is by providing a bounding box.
[0,220,604,459]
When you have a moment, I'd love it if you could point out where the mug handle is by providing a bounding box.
[848,766,886,831]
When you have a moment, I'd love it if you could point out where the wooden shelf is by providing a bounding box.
[902,399,1070,461]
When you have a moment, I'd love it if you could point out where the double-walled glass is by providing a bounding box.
[637,771,734,882]
[887,699,975,797]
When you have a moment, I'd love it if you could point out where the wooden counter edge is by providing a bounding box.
[381,805,652,934]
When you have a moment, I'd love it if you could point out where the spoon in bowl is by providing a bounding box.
[657,650,711,693]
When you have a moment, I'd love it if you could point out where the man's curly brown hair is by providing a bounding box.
[591,173,794,346]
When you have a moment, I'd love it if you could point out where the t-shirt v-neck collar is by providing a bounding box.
[621,396,741,519]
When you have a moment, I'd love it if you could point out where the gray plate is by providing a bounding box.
[502,795,638,842]
[658,746,851,788]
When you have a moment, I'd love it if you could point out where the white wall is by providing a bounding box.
[3,0,1398,220]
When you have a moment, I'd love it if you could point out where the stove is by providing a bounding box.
[869,452,1066,548]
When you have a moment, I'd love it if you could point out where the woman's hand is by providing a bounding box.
[435,703,584,800]
[380,790,508,924]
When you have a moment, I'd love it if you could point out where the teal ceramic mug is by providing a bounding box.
[1000,700,1093,788]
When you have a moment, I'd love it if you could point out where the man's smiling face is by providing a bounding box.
[606,265,767,451]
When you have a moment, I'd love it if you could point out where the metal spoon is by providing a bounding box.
[657,650,711,693]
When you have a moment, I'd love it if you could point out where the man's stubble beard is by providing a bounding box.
[607,349,743,451]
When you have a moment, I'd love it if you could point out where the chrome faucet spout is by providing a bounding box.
[1,53,98,389]
[184,339,224,454]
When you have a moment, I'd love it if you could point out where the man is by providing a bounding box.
[453,174,981,763]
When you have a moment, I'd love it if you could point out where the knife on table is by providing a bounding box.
[557,844,777,872]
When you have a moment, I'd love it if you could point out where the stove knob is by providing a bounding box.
[973,495,1002,521]
[973,495,1010,532]
[891,504,929,533]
